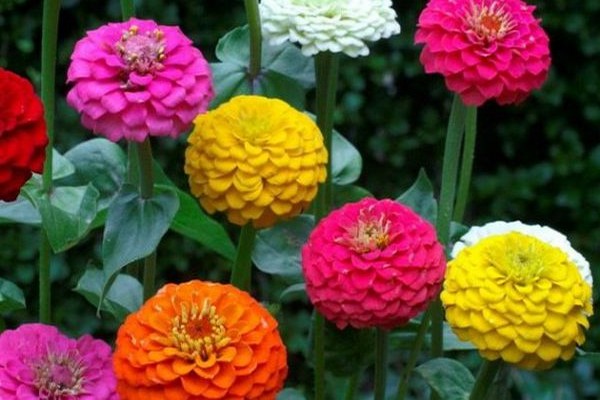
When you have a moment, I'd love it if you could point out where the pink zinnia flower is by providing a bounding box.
[301,198,446,330]
[415,0,551,106]
[67,18,214,142]
[0,323,117,399]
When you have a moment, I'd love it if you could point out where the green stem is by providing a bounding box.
[313,312,326,400]
[344,370,361,400]
[430,95,467,365]
[469,360,502,400]
[395,311,431,400]
[39,0,61,324]
[39,234,52,324]
[137,139,156,300]
[120,0,135,20]
[312,50,340,400]
[374,329,389,400]
[314,51,340,213]
[230,223,257,292]
[453,106,478,222]
[244,0,262,80]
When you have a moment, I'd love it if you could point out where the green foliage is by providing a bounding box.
[416,358,475,400]
[0,279,26,313]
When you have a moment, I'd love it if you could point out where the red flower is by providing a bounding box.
[0,68,47,201]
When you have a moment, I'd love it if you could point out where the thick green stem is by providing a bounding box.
[396,311,431,400]
[344,370,361,400]
[430,95,467,366]
[314,52,340,213]
[469,360,502,400]
[230,224,257,292]
[39,0,61,324]
[374,329,389,400]
[137,139,156,300]
[244,0,262,79]
[120,0,135,20]
[453,106,478,222]
[312,51,340,400]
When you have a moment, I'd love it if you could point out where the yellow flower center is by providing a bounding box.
[116,25,166,77]
[465,1,516,41]
[170,299,231,361]
[234,114,271,144]
[337,209,391,253]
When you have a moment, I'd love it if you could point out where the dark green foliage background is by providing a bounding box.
[1,0,599,398]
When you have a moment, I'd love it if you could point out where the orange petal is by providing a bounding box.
[181,374,210,396]
[172,358,195,375]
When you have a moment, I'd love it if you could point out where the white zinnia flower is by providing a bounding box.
[260,0,401,57]
[452,221,593,288]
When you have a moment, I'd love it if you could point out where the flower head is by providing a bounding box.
[260,0,401,57]
[415,0,551,106]
[113,280,288,399]
[67,18,214,142]
[442,223,593,370]
[302,198,446,329]
[185,95,327,228]
[0,323,117,399]
[0,68,47,201]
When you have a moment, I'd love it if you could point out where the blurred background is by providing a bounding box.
[1,0,599,398]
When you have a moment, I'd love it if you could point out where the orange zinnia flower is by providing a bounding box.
[113,280,288,399]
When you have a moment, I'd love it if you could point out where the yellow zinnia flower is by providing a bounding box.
[442,231,593,370]
[184,95,327,228]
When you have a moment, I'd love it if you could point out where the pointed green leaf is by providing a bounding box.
[23,184,100,252]
[0,196,41,225]
[171,189,236,261]
[252,215,314,282]
[332,131,362,185]
[61,138,127,209]
[397,169,438,223]
[75,268,142,322]
[0,279,26,313]
[333,184,372,208]
[210,62,250,108]
[102,184,179,284]
[256,69,305,110]
[415,358,475,400]
[52,149,76,180]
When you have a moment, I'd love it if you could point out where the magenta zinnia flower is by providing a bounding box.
[415,0,551,106]
[67,18,214,142]
[302,198,446,330]
[0,323,117,399]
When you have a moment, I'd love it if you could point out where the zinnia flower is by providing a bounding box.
[442,222,593,370]
[260,0,401,57]
[301,197,446,329]
[184,95,327,228]
[0,68,47,202]
[113,280,288,399]
[67,18,214,142]
[0,323,117,399]
[415,0,551,106]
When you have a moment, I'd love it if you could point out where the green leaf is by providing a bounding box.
[321,321,375,377]
[74,268,142,322]
[102,184,179,284]
[216,25,314,88]
[252,215,314,282]
[0,279,26,313]
[52,149,76,180]
[61,138,127,209]
[171,189,236,261]
[332,131,363,185]
[211,25,313,108]
[333,184,372,208]
[443,322,476,351]
[210,62,250,108]
[397,169,438,223]
[280,283,307,303]
[277,388,306,400]
[23,184,100,252]
[415,358,475,400]
[0,196,41,225]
